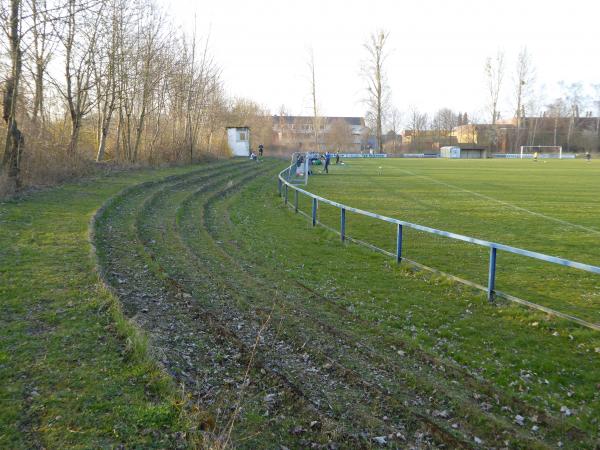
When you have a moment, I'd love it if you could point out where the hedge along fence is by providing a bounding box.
[278,166,600,331]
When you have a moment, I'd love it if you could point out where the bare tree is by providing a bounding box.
[525,86,546,146]
[28,0,54,128]
[57,0,104,154]
[484,50,504,125]
[188,39,221,162]
[131,11,160,162]
[361,29,390,153]
[386,107,401,152]
[546,98,568,146]
[2,0,24,189]
[592,84,600,142]
[119,3,167,163]
[432,108,457,135]
[228,98,271,151]
[202,83,227,154]
[326,118,352,152]
[181,27,220,163]
[560,81,586,151]
[0,0,232,189]
[430,108,458,148]
[513,47,535,151]
[95,0,122,161]
[561,81,585,117]
[307,47,322,152]
[407,106,428,150]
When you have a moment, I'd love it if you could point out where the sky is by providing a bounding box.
[164,0,600,123]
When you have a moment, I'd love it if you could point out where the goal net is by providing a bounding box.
[519,146,563,159]
[286,152,309,185]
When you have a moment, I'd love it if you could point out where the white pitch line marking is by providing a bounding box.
[399,169,600,236]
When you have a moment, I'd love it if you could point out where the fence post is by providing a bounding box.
[294,190,298,213]
[340,208,346,242]
[396,224,403,263]
[487,247,497,301]
[278,179,282,196]
[312,198,317,226]
[304,159,309,185]
[284,184,288,205]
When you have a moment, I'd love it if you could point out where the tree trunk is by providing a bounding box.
[123,108,132,161]
[567,113,574,152]
[2,0,24,190]
[132,105,146,163]
[114,113,122,161]
[530,117,539,146]
[68,117,81,154]
[96,119,110,161]
[514,91,522,153]
[32,62,44,128]
[31,0,48,130]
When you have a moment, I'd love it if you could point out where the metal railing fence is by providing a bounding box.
[277,166,600,331]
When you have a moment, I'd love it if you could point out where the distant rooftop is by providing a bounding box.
[273,115,364,127]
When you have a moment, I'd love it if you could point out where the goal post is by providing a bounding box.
[288,152,310,185]
[520,145,563,159]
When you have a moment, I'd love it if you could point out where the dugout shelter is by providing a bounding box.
[440,146,486,159]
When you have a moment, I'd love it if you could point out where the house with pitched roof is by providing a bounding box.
[272,115,369,152]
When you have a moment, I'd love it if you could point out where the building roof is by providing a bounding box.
[273,115,365,127]
[488,116,599,128]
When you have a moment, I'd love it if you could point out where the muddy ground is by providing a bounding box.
[93,160,591,449]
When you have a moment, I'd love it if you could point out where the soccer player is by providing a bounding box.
[324,152,331,174]
[585,151,591,162]
[258,144,264,158]
[533,151,538,162]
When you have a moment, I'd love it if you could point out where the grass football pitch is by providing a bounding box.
[3,158,600,447]
[299,158,600,325]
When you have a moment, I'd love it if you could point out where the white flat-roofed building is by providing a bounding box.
[227,127,250,157]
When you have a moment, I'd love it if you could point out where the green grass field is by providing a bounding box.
[3,158,600,448]
[299,158,600,325]
[0,163,215,448]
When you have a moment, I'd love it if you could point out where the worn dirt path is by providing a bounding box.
[93,160,586,449]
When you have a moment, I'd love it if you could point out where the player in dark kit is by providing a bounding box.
[258,144,264,158]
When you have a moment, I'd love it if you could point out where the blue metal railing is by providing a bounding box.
[278,166,600,331]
